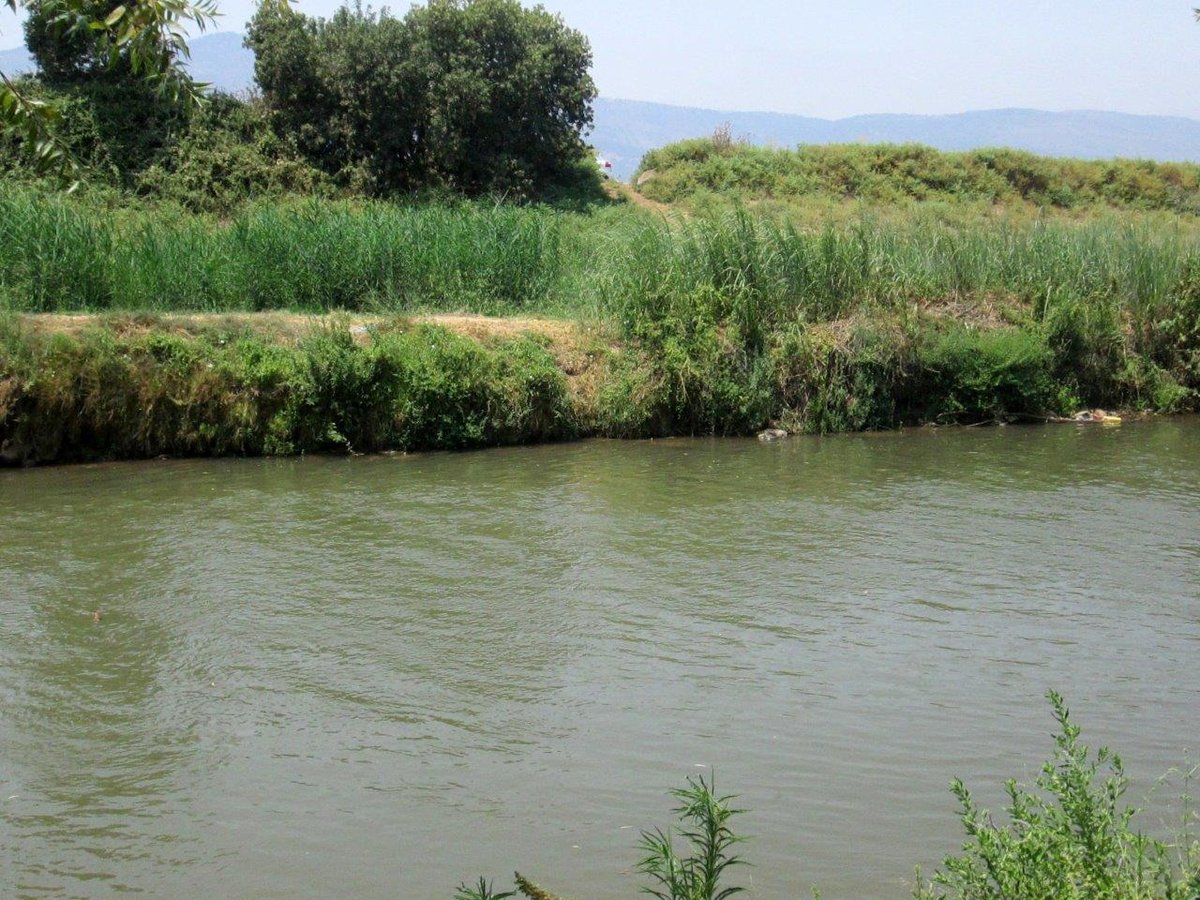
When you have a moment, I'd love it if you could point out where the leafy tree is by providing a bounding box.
[1,0,241,178]
[246,1,422,192]
[248,0,597,198]
[24,0,154,82]
[402,0,596,195]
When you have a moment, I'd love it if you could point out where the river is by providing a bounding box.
[1,421,1198,898]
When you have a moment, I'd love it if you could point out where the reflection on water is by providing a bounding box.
[1,420,1198,898]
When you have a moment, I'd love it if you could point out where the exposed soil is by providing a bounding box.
[24,311,591,344]
[601,179,673,216]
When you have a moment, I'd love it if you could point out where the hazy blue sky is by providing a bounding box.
[3,0,1199,119]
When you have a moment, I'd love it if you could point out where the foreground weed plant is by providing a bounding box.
[454,873,561,900]
[457,775,745,900]
[917,691,1200,900]
[637,774,746,900]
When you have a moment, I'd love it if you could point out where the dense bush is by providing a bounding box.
[916,692,1200,899]
[135,94,330,213]
[0,76,187,186]
[246,0,598,198]
[916,326,1067,422]
[0,77,325,209]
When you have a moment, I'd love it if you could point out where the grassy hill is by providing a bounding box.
[594,99,1200,179]
[635,138,1200,214]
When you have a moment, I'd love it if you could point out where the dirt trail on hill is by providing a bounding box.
[602,180,673,215]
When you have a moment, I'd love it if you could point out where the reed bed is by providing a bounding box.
[0,190,575,315]
[4,185,1198,330]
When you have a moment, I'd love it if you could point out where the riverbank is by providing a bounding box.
[1,307,1194,465]
[5,174,1200,464]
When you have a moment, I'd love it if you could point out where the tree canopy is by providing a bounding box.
[1,0,221,175]
[246,0,597,197]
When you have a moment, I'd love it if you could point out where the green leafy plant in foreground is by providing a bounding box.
[916,691,1200,900]
[638,773,747,900]
[454,876,515,900]
[454,872,559,900]
[456,774,745,900]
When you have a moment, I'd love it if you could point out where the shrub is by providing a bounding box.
[771,319,914,434]
[634,141,1200,215]
[917,692,1200,900]
[136,93,330,214]
[0,76,187,187]
[0,320,576,464]
[916,326,1068,422]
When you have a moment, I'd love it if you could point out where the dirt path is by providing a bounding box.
[22,311,590,344]
[602,180,673,215]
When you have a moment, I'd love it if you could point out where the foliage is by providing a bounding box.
[0,75,189,185]
[246,0,597,198]
[446,697,1197,900]
[24,0,166,83]
[638,774,747,900]
[135,92,329,212]
[915,326,1066,423]
[454,877,515,900]
[245,0,403,190]
[770,319,914,434]
[916,691,1200,899]
[3,186,1199,444]
[1,0,223,175]
[596,307,776,438]
[0,317,577,464]
[0,188,571,313]
[0,69,73,177]
[510,874,562,900]
[453,776,744,900]
[454,873,562,900]
[1153,261,1200,390]
[0,79,328,200]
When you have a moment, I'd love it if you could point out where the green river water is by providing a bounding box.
[1,420,1198,898]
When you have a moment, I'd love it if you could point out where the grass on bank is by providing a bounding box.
[7,183,1200,324]
[0,315,586,463]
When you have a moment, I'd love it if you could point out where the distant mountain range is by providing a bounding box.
[6,33,1200,180]
[591,100,1200,179]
